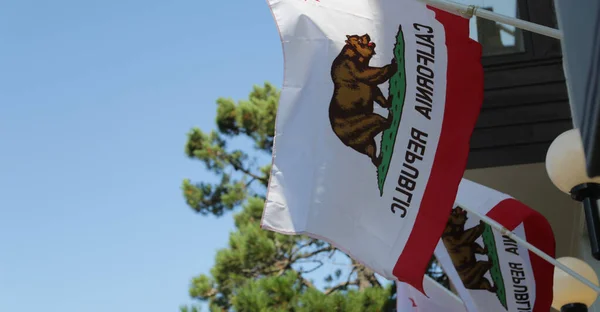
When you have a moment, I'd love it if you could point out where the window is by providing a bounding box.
[451,0,527,56]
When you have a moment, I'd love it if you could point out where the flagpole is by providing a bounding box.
[417,0,563,40]
[461,206,600,294]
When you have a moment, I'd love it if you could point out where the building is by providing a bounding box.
[454,1,597,310]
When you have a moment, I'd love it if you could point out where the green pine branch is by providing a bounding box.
[180,82,447,311]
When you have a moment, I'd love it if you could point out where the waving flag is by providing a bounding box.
[397,276,467,312]
[260,0,483,291]
[434,179,555,312]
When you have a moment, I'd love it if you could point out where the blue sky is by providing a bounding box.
[0,0,284,311]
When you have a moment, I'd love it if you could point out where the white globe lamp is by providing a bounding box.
[546,129,600,193]
[552,257,599,312]
[546,129,600,259]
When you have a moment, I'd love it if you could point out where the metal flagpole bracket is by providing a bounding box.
[461,4,477,19]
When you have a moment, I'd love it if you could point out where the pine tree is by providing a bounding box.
[180,82,447,311]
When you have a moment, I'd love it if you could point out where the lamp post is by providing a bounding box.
[546,129,600,260]
[552,257,600,311]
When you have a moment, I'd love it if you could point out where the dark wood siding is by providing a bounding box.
[466,0,573,169]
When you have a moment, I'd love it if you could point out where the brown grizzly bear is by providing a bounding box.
[442,206,497,293]
[328,34,397,167]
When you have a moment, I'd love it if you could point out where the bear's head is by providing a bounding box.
[443,206,468,236]
[345,34,376,59]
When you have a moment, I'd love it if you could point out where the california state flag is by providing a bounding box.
[260,0,483,291]
[434,179,555,312]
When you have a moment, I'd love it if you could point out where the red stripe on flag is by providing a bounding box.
[392,7,483,293]
[487,199,556,312]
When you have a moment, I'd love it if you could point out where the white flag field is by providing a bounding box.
[260,0,483,291]
[396,276,467,312]
[434,179,555,312]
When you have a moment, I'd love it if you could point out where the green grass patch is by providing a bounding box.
[482,223,507,310]
[377,25,407,196]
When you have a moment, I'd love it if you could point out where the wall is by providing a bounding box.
[465,0,571,171]
[576,212,600,311]
[466,61,573,170]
